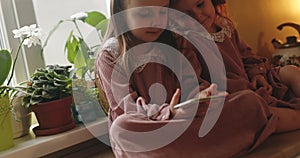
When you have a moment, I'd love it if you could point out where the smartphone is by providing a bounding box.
[174,93,227,109]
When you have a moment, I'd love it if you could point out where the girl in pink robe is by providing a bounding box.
[171,0,300,134]
[95,0,281,157]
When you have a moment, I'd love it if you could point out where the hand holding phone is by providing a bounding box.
[174,92,227,109]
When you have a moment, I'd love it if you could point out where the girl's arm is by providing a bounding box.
[230,23,271,80]
[96,48,173,122]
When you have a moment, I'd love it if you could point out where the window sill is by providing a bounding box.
[0,117,108,158]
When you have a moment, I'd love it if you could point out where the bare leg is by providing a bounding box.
[278,65,300,97]
[269,106,300,133]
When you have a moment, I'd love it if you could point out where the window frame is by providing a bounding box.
[0,0,45,85]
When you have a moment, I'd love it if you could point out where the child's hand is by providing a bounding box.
[198,83,228,99]
[170,88,200,119]
[250,75,273,95]
[170,88,181,116]
[170,84,228,118]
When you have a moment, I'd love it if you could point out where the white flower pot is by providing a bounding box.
[11,94,31,139]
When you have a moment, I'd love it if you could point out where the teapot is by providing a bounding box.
[271,22,300,67]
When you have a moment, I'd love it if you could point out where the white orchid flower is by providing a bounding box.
[23,36,41,48]
[70,12,88,20]
[13,24,36,38]
[12,24,43,48]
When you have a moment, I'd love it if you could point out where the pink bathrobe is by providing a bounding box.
[181,17,300,109]
[96,30,286,158]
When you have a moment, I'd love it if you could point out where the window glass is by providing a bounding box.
[0,0,109,84]
[32,0,109,66]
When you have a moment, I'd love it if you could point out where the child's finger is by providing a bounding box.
[170,88,181,115]
[170,88,181,106]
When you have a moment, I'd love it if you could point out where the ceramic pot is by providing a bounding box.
[11,94,31,139]
[30,96,76,136]
[0,94,14,151]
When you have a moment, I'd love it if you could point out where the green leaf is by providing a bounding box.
[32,89,42,97]
[23,96,32,108]
[79,39,89,59]
[32,71,46,77]
[45,74,55,81]
[75,68,83,79]
[65,32,80,64]
[42,90,56,99]
[84,11,106,28]
[74,52,86,67]
[0,50,12,85]
[73,39,89,72]
[87,58,95,69]
[30,97,43,106]
[76,67,88,79]
[95,19,109,37]
[45,84,58,91]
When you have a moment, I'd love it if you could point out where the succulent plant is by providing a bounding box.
[23,65,72,108]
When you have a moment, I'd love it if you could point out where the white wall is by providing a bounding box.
[32,0,109,66]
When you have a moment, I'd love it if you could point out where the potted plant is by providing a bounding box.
[38,11,109,122]
[55,11,109,120]
[22,65,75,136]
[0,24,43,150]
[0,88,14,151]
[44,11,108,80]
[0,50,12,149]
[72,79,106,123]
[0,10,108,139]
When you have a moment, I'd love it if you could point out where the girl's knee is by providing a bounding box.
[279,65,300,85]
[110,114,137,142]
[111,114,140,131]
[230,90,258,102]
[227,90,266,113]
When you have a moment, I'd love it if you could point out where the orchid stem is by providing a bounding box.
[7,38,26,86]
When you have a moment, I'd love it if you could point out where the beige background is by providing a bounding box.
[227,0,300,58]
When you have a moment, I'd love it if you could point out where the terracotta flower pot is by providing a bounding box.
[30,96,76,136]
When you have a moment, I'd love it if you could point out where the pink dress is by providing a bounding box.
[205,17,300,109]
[95,32,280,157]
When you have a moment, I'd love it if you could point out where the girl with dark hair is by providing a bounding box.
[95,0,286,157]
[212,0,228,17]
[171,0,300,134]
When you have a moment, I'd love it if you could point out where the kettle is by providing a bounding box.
[271,22,300,66]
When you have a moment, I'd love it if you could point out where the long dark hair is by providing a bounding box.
[212,0,226,6]
[171,0,226,6]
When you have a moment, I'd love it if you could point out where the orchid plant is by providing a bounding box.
[0,11,107,115]
[0,24,43,96]
[0,11,108,95]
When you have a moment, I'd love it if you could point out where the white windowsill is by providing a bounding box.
[0,117,108,158]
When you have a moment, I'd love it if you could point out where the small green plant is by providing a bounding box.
[46,11,108,79]
[22,65,72,108]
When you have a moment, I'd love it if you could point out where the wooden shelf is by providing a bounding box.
[0,117,108,158]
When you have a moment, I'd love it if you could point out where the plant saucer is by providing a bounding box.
[33,121,76,136]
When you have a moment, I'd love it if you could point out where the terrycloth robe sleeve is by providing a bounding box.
[96,44,173,124]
